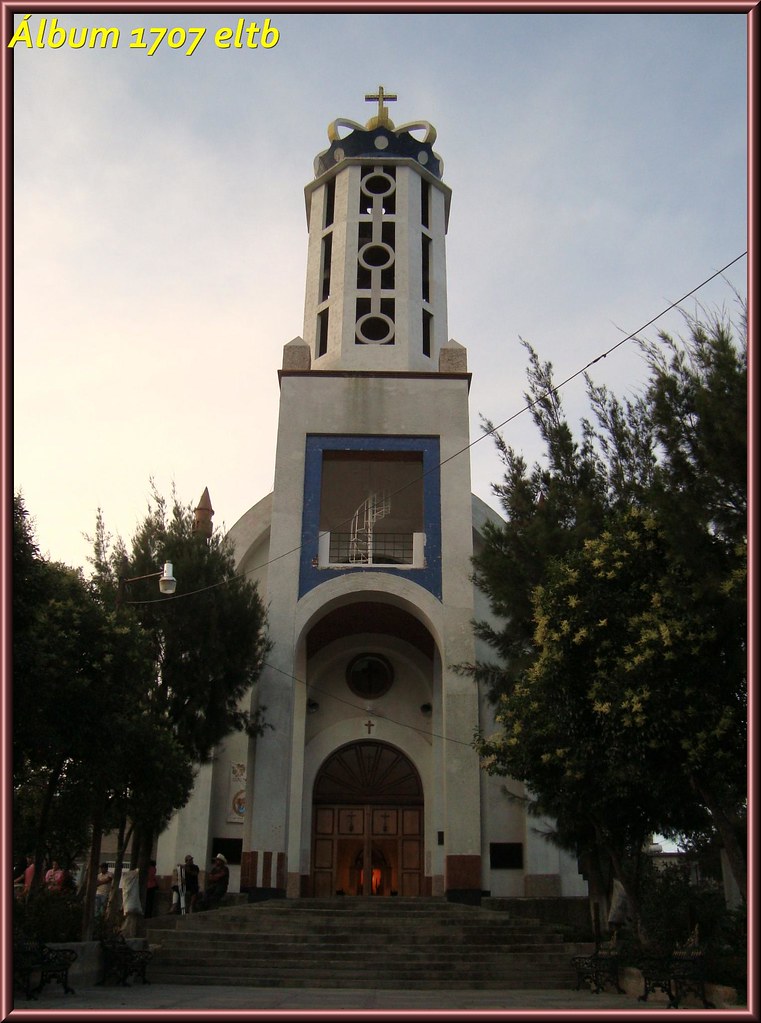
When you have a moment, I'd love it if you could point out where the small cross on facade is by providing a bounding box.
[365,85,397,124]
[364,719,375,734]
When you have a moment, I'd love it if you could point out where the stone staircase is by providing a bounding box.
[146,898,593,989]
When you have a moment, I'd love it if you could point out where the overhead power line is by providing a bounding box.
[126,251,746,608]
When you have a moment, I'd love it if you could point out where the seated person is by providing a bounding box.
[196,854,229,911]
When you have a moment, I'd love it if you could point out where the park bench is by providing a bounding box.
[99,933,153,986]
[572,939,624,994]
[13,938,77,1000]
[637,942,714,1009]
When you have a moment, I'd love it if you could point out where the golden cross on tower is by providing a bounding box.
[365,85,397,127]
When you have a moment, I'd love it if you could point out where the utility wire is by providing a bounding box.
[125,251,746,608]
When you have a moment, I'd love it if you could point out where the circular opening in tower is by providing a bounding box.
[358,244,394,270]
[356,313,394,345]
[346,654,394,700]
[361,172,395,198]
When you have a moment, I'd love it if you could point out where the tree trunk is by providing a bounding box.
[81,795,105,941]
[692,776,746,902]
[104,816,132,930]
[136,825,154,916]
[579,844,611,937]
[29,758,65,899]
[606,842,643,940]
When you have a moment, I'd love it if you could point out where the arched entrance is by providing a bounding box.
[311,741,424,897]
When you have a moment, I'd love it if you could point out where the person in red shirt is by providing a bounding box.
[145,860,158,918]
[45,860,64,891]
[14,854,35,897]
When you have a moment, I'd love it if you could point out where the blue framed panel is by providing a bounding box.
[299,434,442,600]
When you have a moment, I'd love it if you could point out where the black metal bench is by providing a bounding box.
[572,941,624,994]
[99,934,153,986]
[13,939,77,1000]
[637,943,715,1009]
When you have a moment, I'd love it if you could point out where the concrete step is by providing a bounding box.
[145,898,586,991]
[147,961,576,977]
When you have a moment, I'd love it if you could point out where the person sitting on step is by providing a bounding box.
[196,853,229,911]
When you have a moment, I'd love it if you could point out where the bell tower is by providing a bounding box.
[299,87,451,372]
[240,90,482,904]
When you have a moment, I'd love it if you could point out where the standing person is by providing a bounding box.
[183,855,200,913]
[59,864,76,894]
[170,855,199,914]
[14,854,35,898]
[95,862,113,916]
[45,860,63,891]
[145,860,158,918]
[197,853,229,911]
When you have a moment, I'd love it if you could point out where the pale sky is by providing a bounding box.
[9,9,748,572]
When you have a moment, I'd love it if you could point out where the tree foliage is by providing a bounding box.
[469,300,747,911]
[13,495,154,879]
[91,483,270,765]
[13,484,270,938]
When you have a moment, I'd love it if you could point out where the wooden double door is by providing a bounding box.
[311,741,425,897]
[312,803,423,897]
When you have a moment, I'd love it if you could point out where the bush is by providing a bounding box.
[703,904,747,997]
[13,890,82,943]
[630,862,747,994]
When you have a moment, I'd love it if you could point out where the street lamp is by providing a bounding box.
[116,562,177,608]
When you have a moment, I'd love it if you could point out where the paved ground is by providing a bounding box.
[10,982,693,1015]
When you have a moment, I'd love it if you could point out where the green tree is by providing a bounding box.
[12,494,153,928]
[90,484,270,921]
[469,302,746,919]
[471,341,656,701]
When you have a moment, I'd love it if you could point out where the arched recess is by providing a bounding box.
[311,741,424,897]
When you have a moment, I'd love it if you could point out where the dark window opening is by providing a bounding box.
[317,308,329,358]
[212,838,243,865]
[321,233,332,302]
[489,843,524,870]
[361,244,392,268]
[356,298,371,321]
[346,654,394,699]
[422,235,431,303]
[324,178,335,228]
[358,220,373,246]
[380,298,395,321]
[360,169,396,215]
[421,178,430,229]
[358,316,392,344]
[357,263,372,290]
[422,310,432,358]
[382,222,395,248]
[381,265,395,290]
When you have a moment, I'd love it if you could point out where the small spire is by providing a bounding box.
[193,487,214,541]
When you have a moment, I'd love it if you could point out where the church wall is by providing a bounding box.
[304,635,433,751]
[228,491,272,595]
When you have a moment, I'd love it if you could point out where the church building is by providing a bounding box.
[156,90,587,905]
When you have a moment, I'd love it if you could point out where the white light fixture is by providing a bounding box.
[159,562,177,594]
